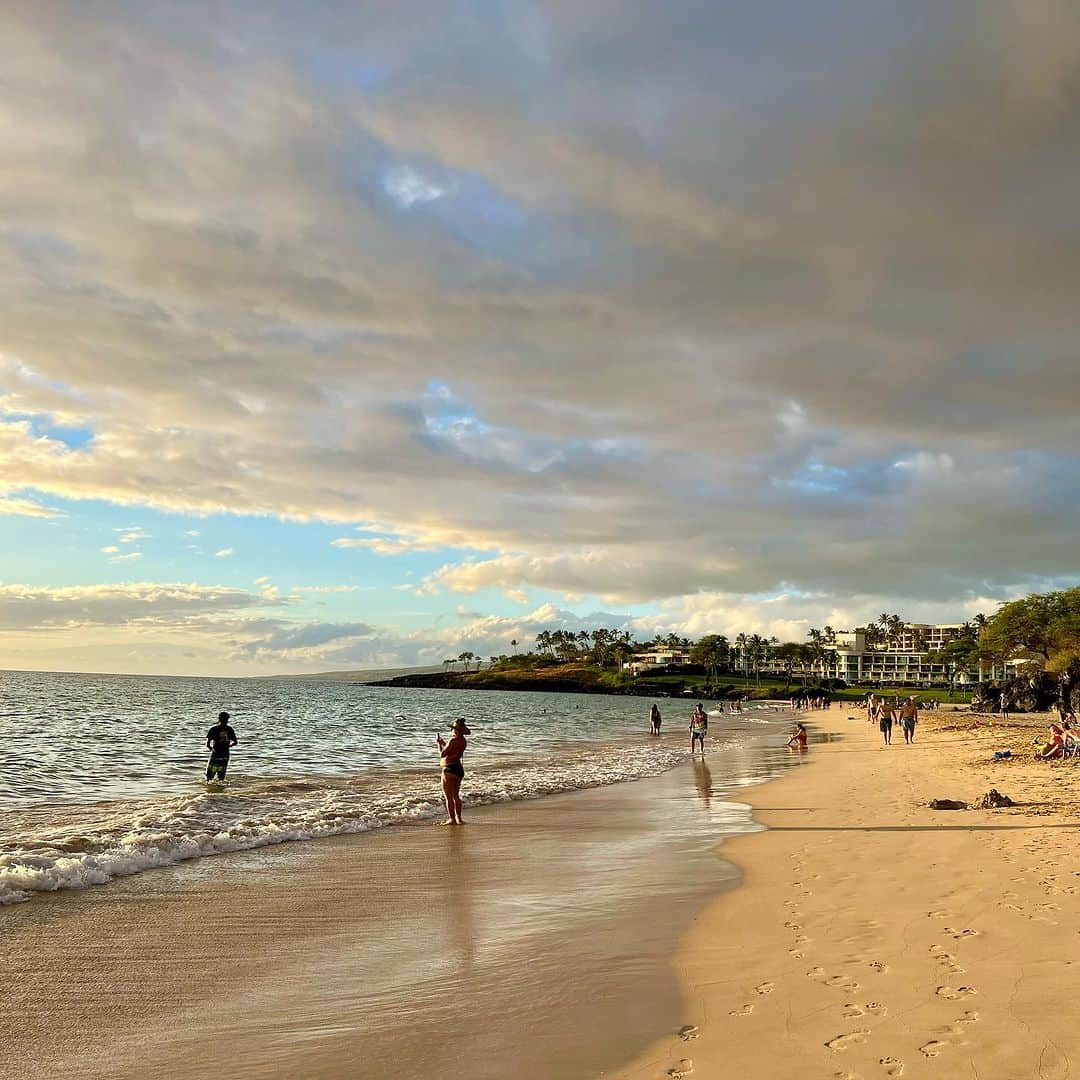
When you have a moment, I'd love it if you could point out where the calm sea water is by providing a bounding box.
[0,670,792,904]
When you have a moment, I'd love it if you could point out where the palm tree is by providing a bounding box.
[735,633,749,677]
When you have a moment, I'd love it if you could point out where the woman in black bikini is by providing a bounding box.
[437,717,470,825]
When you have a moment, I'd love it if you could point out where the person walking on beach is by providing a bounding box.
[205,711,237,783]
[866,693,877,724]
[877,699,895,745]
[650,703,662,736]
[437,718,470,825]
[899,697,918,743]
[689,703,708,754]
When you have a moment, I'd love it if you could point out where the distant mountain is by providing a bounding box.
[265,664,446,683]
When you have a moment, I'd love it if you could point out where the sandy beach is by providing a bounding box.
[5,708,1080,1079]
[0,730,793,1080]
[616,707,1080,1080]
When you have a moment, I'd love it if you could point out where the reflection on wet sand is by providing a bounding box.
[693,756,713,807]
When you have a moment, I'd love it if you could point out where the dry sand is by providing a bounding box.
[614,708,1080,1080]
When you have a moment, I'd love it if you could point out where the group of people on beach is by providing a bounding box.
[866,693,920,746]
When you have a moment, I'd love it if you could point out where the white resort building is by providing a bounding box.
[626,622,991,687]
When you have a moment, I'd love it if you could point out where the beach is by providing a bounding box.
[0,715,794,1080]
[5,705,1080,1079]
[617,708,1080,1080]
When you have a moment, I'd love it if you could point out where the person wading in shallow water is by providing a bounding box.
[649,703,662,736]
[689,702,708,754]
[437,718,470,825]
[205,711,237,782]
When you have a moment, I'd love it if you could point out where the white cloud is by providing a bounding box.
[101,545,120,554]
[110,551,143,563]
[214,548,234,558]
[0,495,63,518]
[381,165,447,208]
[116,527,149,545]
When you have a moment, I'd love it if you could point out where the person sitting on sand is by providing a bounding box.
[205,711,237,783]
[649,703,662,736]
[899,698,918,744]
[1036,724,1065,761]
[437,718,470,824]
[689,703,708,754]
[787,722,808,751]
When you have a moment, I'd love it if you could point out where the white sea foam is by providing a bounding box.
[0,741,693,904]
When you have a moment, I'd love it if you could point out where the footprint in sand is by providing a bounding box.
[678,1025,698,1041]
[864,1002,888,1016]
[955,1010,979,1025]
[919,1040,949,1058]
[794,935,811,945]
[942,927,979,939]
[833,1071,864,1080]
[806,967,826,979]
[842,1004,867,1018]
[754,982,775,995]
[927,910,950,919]
[790,949,806,959]
[667,1060,693,1078]
[879,1056,904,1076]
[936,986,977,999]
[785,921,803,930]
[868,961,889,974]
[729,1004,754,1016]
[825,1031,869,1052]
[826,975,861,991]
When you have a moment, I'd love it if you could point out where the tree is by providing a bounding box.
[690,634,730,684]
[979,588,1080,673]
[734,633,749,676]
[774,642,811,690]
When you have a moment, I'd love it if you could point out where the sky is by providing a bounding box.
[1,1,1078,676]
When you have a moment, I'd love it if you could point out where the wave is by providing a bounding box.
[0,740,692,905]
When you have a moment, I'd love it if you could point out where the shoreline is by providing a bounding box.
[0,726,797,1080]
[613,708,1080,1080]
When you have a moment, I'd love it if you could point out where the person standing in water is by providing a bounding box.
[899,697,918,743]
[205,711,237,782]
[437,717,470,825]
[689,702,708,754]
[649,703,662,736]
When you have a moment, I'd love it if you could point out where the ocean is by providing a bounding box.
[0,669,792,905]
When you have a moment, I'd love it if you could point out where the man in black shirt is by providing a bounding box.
[206,711,238,782]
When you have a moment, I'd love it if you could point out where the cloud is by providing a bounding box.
[0,581,279,631]
[0,0,1077,639]
[214,548,234,558]
[0,495,63,518]
[109,551,142,563]
[115,527,149,544]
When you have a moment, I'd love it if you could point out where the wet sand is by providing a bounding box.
[0,738,794,1080]
[615,709,1080,1080]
